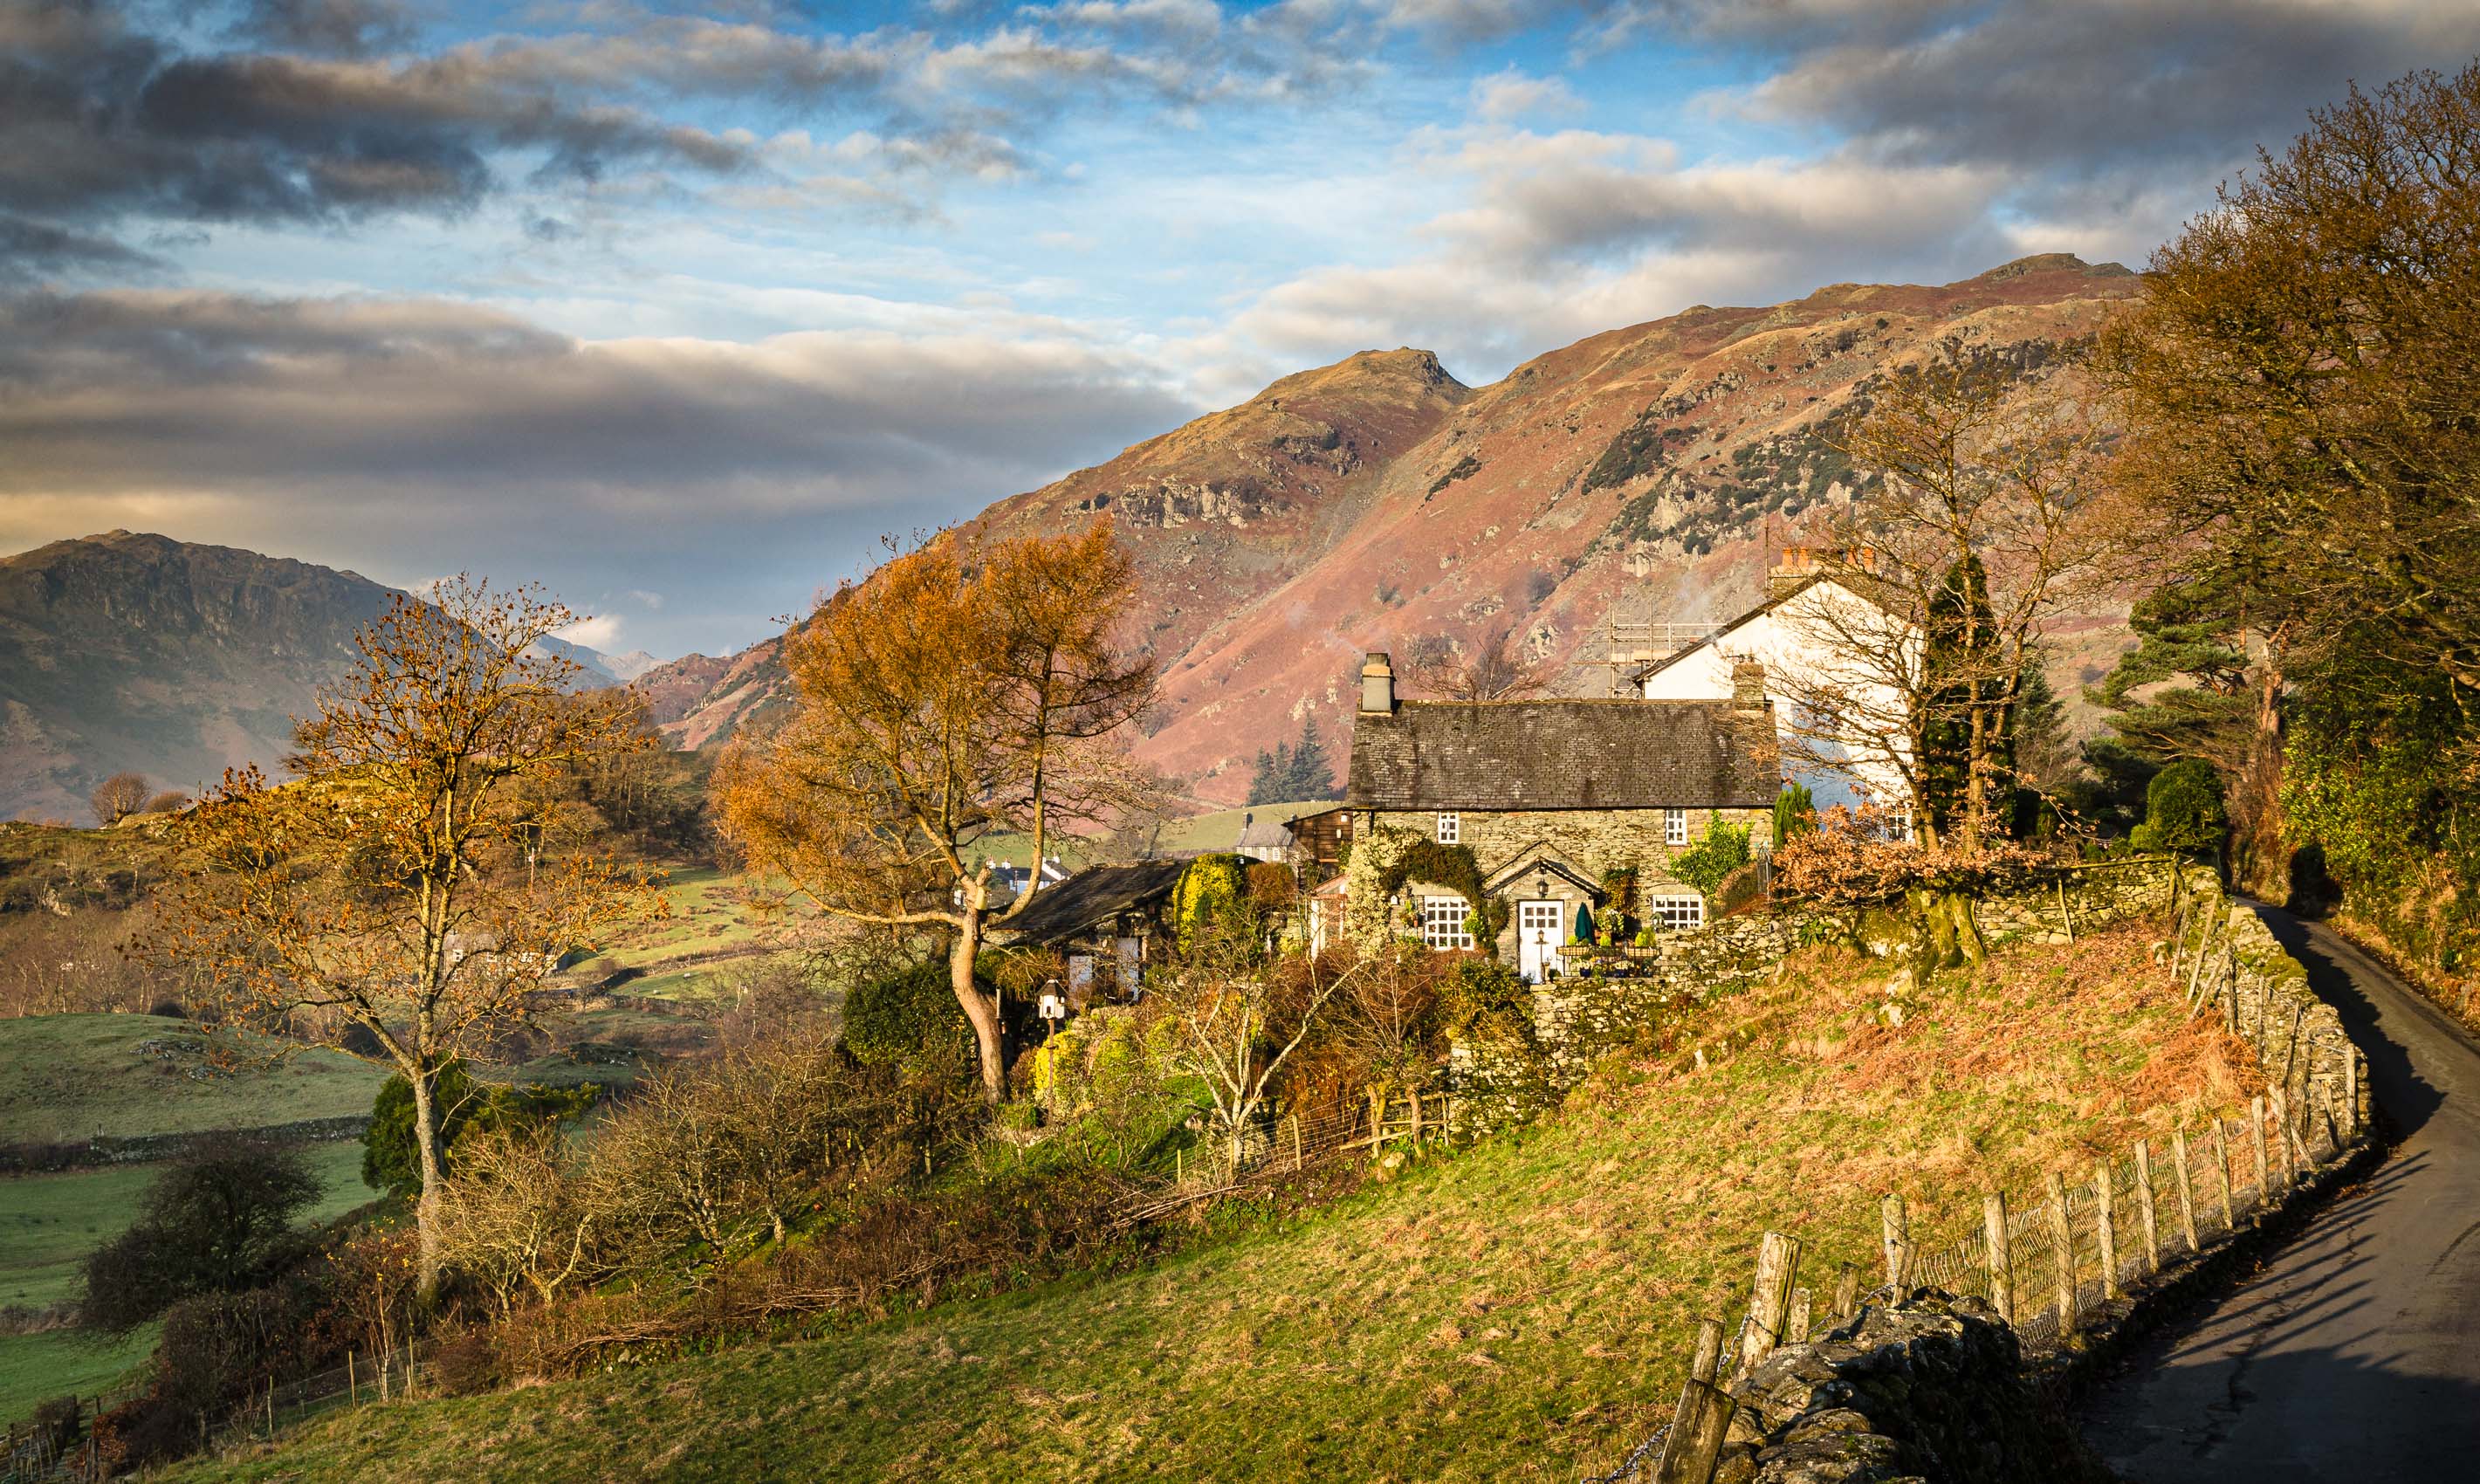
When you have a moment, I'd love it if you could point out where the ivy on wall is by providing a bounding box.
[1375,837,1511,942]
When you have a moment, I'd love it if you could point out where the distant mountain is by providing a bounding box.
[0,531,397,821]
[531,635,663,687]
[0,532,670,821]
[639,254,2141,802]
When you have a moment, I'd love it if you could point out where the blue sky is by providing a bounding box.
[4,0,2474,656]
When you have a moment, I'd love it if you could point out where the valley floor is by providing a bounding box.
[175,924,2255,1483]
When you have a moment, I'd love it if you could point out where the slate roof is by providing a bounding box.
[1345,698,1776,812]
[995,860,1188,945]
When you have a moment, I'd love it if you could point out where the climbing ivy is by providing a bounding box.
[1672,813,1752,897]
[1376,838,1510,943]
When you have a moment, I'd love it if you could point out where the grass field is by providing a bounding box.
[0,1016,387,1144]
[174,921,2257,1483]
[0,1143,373,1424]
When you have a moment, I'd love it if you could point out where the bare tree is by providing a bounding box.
[1149,924,1356,1174]
[154,579,663,1297]
[90,772,150,826]
[436,1123,596,1312]
[1775,358,2113,848]
[1399,626,1558,701]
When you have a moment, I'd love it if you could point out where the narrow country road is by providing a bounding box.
[2080,905,2480,1481]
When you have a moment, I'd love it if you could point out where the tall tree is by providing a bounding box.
[2099,61,2480,893]
[713,525,1157,1105]
[155,581,659,1297]
[1285,717,1341,800]
[1776,356,2112,848]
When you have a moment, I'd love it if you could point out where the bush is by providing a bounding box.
[80,1137,320,1334]
[363,1060,597,1199]
[1672,813,1752,896]
[1773,783,1816,844]
[2131,759,2227,854]
[842,958,977,1074]
[1172,854,1252,950]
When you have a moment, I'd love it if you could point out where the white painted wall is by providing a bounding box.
[1640,579,1917,816]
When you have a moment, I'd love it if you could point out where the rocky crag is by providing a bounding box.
[642,255,2141,801]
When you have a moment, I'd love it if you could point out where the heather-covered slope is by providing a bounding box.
[642,256,2141,801]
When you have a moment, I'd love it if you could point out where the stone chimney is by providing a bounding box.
[1768,546,1820,601]
[1732,660,1769,712]
[1359,651,1397,713]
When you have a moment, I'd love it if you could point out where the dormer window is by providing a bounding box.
[1436,811,1460,844]
[1664,807,1688,847]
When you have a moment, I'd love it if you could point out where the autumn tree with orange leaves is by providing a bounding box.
[156,579,661,1298]
[714,526,1157,1106]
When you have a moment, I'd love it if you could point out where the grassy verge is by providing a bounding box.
[175,923,2256,1483]
[0,1144,373,1424]
[0,1015,386,1144]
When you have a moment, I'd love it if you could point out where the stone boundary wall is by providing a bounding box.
[0,1114,373,1174]
[2169,865,2365,1131]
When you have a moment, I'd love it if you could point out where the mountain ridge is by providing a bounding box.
[639,254,2142,800]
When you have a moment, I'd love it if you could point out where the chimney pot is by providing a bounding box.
[1360,651,1397,714]
[1733,660,1769,711]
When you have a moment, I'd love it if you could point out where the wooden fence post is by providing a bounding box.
[2185,916,2215,1003]
[2133,1141,2161,1275]
[1688,1316,1725,1385]
[1787,1287,1813,1345]
[1833,1262,1860,1324]
[1739,1231,1803,1373]
[2045,1171,2079,1336]
[2211,1117,2236,1233]
[1982,1192,2014,1324]
[2095,1159,2120,1302]
[1290,1115,1302,1171]
[1653,1379,1738,1484]
[2173,1130,2201,1254]
[2250,1097,2270,1213]
[1880,1193,1909,1288]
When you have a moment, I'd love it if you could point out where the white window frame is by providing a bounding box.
[1646,893,1705,933]
[1664,807,1688,847]
[1419,896,1474,951]
[1435,811,1460,844]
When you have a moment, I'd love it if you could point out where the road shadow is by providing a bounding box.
[2247,906,2443,1137]
[2085,1339,2480,1481]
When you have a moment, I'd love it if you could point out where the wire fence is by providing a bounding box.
[1575,866,2372,1484]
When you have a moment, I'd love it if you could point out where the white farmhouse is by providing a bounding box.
[1635,549,1920,820]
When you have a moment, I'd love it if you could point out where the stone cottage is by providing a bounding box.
[1340,651,1779,980]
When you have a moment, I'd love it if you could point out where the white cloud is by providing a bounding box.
[1469,68,1581,122]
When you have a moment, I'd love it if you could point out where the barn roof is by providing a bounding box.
[1345,698,1776,813]
[994,860,1187,945]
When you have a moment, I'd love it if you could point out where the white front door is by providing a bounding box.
[1517,901,1563,983]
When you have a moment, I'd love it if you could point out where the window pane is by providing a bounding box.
[1420,896,1474,950]
[1436,811,1459,843]
[1647,894,1704,932]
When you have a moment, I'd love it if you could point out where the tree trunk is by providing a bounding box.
[2232,656,2290,900]
[409,1060,445,1303]
[950,911,1006,1106]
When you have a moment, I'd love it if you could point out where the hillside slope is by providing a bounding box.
[177,923,2257,1484]
[641,256,2140,800]
[0,532,398,821]
[0,532,658,821]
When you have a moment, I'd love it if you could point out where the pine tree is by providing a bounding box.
[1245,743,1292,806]
[1285,717,1340,800]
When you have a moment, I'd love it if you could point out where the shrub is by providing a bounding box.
[81,1137,320,1334]
[1172,854,1252,950]
[1672,813,1752,896]
[362,1060,597,1199]
[842,958,977,1074]
[1773,783,1817,844]
[2131,759,2227,854]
